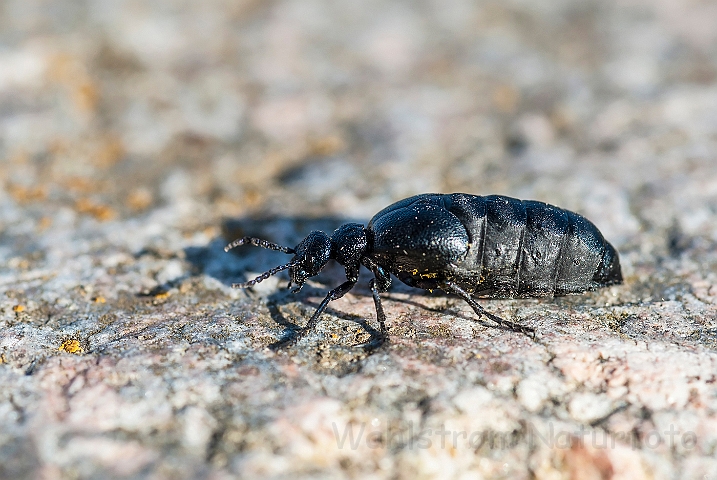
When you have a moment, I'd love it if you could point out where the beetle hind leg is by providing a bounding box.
[444,282,535,338]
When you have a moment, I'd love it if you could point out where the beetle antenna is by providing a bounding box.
[232,260,300,289]
[224,236,295,254]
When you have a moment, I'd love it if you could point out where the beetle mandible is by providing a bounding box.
[225,193,622,348]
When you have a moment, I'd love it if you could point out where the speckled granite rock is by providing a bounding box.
[2,0,717,478]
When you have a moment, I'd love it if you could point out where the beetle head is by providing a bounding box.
[287,230,332,291]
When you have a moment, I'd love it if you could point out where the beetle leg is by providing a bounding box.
[369,278,388,336]
[272,280,356,349]
[353,277,390,352]
[361,257,392,291]
[352,278,389,352]
[349,258,390,351]
[443,282,535,338]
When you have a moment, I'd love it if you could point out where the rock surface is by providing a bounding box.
[2,0,717,478]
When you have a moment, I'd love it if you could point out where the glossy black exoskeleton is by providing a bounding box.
[225,194,622,348]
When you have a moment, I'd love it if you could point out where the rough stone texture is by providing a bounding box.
[1,1,717,479]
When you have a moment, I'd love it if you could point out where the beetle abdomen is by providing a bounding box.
[449,194,622,298]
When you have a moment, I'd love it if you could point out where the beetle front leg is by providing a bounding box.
[443,282,535,338]
[272,280,356,349]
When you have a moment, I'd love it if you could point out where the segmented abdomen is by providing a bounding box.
[449,194,622,297]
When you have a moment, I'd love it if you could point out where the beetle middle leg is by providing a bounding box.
[354,258,392,351]
[352,277,389,352]
[369,278,388,338]
[443,282,535,338]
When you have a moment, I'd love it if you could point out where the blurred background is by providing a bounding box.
[2,0,715,245]
[3,1,717,478]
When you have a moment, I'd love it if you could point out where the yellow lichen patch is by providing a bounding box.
[12,304,25,313]
[126,188,153,211]
[409,268,438,279]
[308,135,345,156]
[7,184,47,203]
[63,176,98,194]
[92,296,106,304]
[202,226,219,238]
[38,216,53,231]
[9,149,30,165]
[47,53,100,114]
[94,136,125,167]
[242,188,263,209]
[59,340,84,355]
[0,354,6,364]
[47,137,69,156]
[493,84,519,113]
[153,291,171,300]
[75,198,116,221]
[47,53,77,82]
[73,80,100,113]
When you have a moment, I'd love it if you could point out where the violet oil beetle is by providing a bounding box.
[225,194,622,348]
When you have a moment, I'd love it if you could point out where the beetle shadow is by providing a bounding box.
[265,301,384,349]
[378,293,523,333]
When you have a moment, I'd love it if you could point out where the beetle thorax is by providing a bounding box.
[330,223,367,269]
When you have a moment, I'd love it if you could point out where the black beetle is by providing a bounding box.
[225,193,622,348]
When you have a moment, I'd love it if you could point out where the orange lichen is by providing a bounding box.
[75,198,116,221]
[47,53,100,114]
[242,188,263,208]
[308,135,345,156]
[95,136,125,167]
[202,226,220,238]
[9,150,30,165]
[7,185,47,203]
[12,304,25,313]
[93,296,106,304]
[493,84,519,113]
[59,340,84,355]
[47,53,76,82]
[126,188,153,211]
[47,138,69,156]
[73,80,99,113]
[38,216,53,231]
[63,177,97,194]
